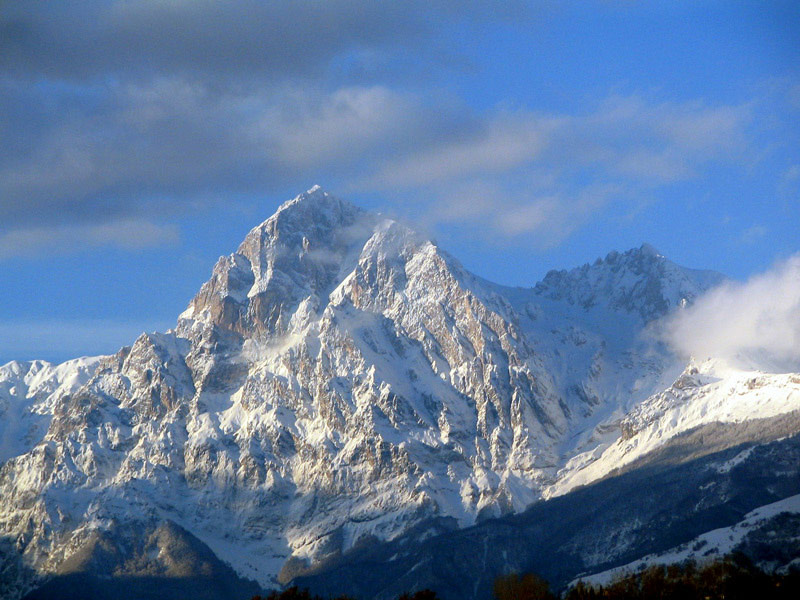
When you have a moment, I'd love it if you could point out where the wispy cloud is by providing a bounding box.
[360,111,554,189]
[356,94,751,242]
[740,224,768,245]
[778,164,800,202]
[0,71,756,252]
[425,179,619,247]
[0,79,468,232]
[360,95,751,190]
[0,0,524,246]
[0,219,179,259]
[662,254,800,371]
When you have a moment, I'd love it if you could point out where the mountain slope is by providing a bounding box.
[549,359,800,498]
[577,492,800,588]
[0,187,796,599]
[0,357,102,463]
[21,519,262,600]
[295,417,800,599]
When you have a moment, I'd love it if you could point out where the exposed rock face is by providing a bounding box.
[1,186,794,600]
[294,423,800,600]
[22,520,262,600]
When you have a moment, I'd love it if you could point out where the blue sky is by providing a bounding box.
[1,1,798,363]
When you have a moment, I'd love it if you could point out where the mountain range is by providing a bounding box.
[1,187,798,600]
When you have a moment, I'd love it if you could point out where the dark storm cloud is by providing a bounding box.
[0,1,760,258]
[0,0,527,81]
[0,78,477,232]
[0,0,524,245]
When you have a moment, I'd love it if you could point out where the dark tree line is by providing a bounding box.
[251,588,439,600]
[564,554,800,600]
[495,554,800,600]
[252,554,800,600]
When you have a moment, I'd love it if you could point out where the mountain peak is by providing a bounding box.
[535,244,724,320]
[638,242,662,258]
[277,184,329,209]
[271,184,356,219]
[8,187,795,600]
[600,243,663,266]
[245,186,368,250]
[182,188,380,335]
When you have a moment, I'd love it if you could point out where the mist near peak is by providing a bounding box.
[662,254,800,372]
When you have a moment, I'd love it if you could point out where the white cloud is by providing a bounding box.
[260,86,447,169]
[361,95,750,191]
[362,111,555,189]
[0,219,179,259]
[662,254,800,371]
[351,94,752,244]
[589,95,749,153]
[423,179,619,247]
[550,95,750,184]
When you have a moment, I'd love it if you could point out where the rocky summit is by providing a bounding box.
[1,187,798,600]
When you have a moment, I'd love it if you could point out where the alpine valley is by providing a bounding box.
[1,187,799,600]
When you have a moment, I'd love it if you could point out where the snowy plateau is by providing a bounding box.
[1,187,799,600]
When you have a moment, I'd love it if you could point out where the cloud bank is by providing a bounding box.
[1,0,513,81]
[0,1,793,260]
[1,65,754,253]
[663,254,800,371]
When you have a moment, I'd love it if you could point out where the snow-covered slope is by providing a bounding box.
[489,245,727,464]
[0,186,797,599]
[577,492,800,587]
[0,357,102,463]
[548,359,800,498]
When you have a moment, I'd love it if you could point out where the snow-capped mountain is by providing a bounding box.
[1,187,797,600]
[0,357,102,464]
